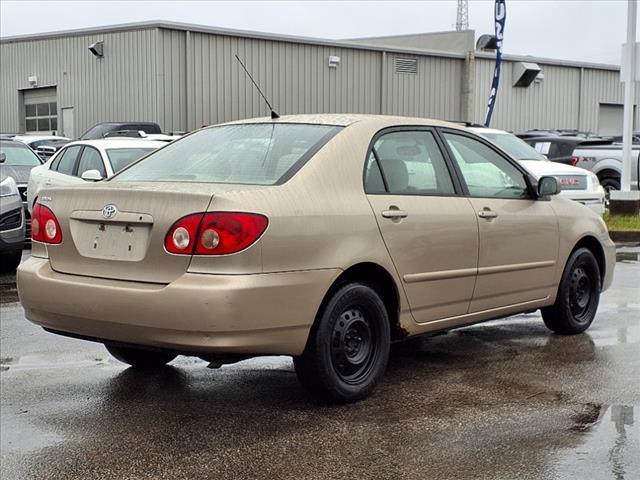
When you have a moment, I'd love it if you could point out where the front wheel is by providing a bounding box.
[542,248,601,334]
[294,283,390,403]
[105,343,177,368]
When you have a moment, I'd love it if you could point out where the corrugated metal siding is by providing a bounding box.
[174,31,382,128]
[1,25,626,136]
[579,68,629,133]
[1,28,161,135]
[473,58,581,132]
[383,54,463,120]
[473,58,634,134]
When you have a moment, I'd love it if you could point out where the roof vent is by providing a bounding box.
[513,62,541,87]
[395,57,418,75]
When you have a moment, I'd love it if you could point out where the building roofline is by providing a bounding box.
[0,19,620,71]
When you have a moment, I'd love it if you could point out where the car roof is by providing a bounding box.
[223,113,466,129]
[468,127,510,135]
[62,139,168,149]
[13,135,70,142]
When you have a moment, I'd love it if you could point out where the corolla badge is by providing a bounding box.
[101,204,118,219]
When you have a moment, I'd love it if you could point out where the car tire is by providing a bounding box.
[0,251,22,273]
[105,343,177,368]
[541,247,601,335]
[600,177,620,204]
[293,283,390,403]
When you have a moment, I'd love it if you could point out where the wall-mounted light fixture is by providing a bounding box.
[88,41,104,58]
[328,55,340,68]
[28,75,38,87]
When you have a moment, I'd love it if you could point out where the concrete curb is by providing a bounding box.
[610,230,640,244]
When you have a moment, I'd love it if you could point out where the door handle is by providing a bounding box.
[382,209,408,219]
[477,208,498,219]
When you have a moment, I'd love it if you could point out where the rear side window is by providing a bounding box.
[54,146,82,175]
[114,124,342,185]
[365,130,455,195]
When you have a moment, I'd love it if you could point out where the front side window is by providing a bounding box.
[114,124,342,185]
[77,147,106,177]
[54,146,82,175]
[365,130,455,195]
[444,133,529,199]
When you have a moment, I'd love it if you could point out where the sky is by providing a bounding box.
[0,1,630,65]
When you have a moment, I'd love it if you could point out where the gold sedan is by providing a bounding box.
[17,115,615,403]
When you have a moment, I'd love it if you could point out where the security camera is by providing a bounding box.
[88,41,104,58]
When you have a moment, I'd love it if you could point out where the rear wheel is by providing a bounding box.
[294,283,390,403]
[542,248,601,334]
[105,344,177,368]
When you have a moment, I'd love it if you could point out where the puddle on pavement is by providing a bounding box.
[554,404,639,479]
[0,282,19,304]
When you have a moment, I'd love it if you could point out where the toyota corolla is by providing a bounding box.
[17,115,615,403]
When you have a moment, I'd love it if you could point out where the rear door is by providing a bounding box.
[365,128,479,324]
[40,145,85,192]
[441,130,559,313]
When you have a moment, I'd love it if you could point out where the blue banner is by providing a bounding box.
[484,0,506,127]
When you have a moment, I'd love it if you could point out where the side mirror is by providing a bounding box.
[0,152,5,163]
[81,169,104,182]
[538,176,560,197]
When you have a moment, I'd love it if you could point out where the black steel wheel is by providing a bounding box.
[294,283,390,403]
[105,343,177,369]
[542,247,601,334]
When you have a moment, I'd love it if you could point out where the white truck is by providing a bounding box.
[572,143,640,197]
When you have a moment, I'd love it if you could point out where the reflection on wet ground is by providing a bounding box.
[1,249,639,479]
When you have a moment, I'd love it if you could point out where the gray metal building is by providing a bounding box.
[0,21,629,138]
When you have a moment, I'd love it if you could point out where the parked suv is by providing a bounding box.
[522,136,612,166]
[79,122,162,140]
[469,127,606,215]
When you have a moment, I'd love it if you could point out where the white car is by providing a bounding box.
[470,127,606,215]
[27,139,167,212]
[13,135,70,151]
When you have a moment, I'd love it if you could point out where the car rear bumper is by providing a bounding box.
[17,257,339,356]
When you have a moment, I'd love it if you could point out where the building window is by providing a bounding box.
[25,102,57,132]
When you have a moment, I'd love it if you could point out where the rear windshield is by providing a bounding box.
[0,142,42,166]
[113,123,342,185]
[106,148,155,173]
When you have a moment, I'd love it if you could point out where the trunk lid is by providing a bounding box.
[41,182,218,283]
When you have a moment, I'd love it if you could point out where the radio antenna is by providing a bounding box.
[235,54,280,120]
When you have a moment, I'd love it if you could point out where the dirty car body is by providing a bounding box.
[17,115,616,402]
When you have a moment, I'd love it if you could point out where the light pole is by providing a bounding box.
[611,0,640,215]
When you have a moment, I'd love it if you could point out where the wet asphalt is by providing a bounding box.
[0,249,638,480]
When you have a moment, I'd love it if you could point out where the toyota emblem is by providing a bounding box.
[101,204,118,219]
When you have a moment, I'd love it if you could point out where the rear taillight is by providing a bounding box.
[165,212,268,255]
[31,203,63,244]
[570,156,580,166]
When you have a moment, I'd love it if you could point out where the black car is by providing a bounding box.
[79,122,162,140]
[522,136,613,166]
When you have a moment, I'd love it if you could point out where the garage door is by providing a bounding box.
[23,87,57,134]
[598,104,630,136]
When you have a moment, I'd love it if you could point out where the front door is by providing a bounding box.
[365,129,479,324]
[442,131,560,313]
